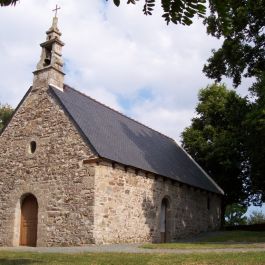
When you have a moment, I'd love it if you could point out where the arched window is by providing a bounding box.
[160,197,170,243]
[29,141,37,154]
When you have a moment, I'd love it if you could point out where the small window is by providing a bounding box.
[29,141,37,154]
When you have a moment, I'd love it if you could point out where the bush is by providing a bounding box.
[225,203,247,226]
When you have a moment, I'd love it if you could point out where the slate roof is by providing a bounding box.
[51,84,223,195]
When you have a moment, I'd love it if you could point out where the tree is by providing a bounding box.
[225,203,247,226]
[202,1,265,205]
[0,0,17,6]
[0,103,13,131]
[110,0,207,25]
[1,0,207,26]
[181,84,250,224]
[244,75,265,203]
[203,0,265,88]
[248,210,265,224]
[246,118,265,202]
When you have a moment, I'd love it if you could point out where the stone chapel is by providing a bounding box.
[0,15,223,247]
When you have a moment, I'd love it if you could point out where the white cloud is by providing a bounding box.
[0,0,253,142]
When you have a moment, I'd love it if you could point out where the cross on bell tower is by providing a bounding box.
[53,4,61,17]
[33,7,65,90]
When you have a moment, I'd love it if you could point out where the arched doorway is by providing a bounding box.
[160,197,170,243]
[20,194,38,247]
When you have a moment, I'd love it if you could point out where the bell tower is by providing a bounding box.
[33,8,65,90]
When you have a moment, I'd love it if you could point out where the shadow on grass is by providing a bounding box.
[140,229,265,249]
[0,259,40,265]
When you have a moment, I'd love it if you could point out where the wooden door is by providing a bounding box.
[20,195,38,247]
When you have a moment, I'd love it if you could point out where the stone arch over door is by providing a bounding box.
[20,194,38,247]
[160,197,171,243]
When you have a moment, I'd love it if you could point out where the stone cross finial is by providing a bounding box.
[52,4,61,18]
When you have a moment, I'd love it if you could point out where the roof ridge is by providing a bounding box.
[63,84,176,142]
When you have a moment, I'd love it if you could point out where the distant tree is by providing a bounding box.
[0,103,13,131]
[225,203,247,226]
[248,210,265,225]
[181,84,250,225]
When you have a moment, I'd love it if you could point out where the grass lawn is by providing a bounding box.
[1,251,265,265]
[141,231,265,249]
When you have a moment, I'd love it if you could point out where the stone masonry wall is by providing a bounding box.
[0,85,96,247]
[94,162,221,244]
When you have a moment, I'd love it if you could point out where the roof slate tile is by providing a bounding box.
[51,84,223,195]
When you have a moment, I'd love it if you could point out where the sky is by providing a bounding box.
[0,0,264,216]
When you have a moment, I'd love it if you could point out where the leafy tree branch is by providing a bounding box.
[0,103,13,131]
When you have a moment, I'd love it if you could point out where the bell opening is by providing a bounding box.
[43,47,52,67]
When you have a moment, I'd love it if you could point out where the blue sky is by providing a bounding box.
[246,205,265,217]
[0,0,264,216]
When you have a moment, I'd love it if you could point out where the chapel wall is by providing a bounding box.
[93,162,221,244]
[0,87,96,247]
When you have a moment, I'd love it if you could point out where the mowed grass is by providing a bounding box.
[1,251,265,265]
[142,231,265,249]
[1,232,265,264]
